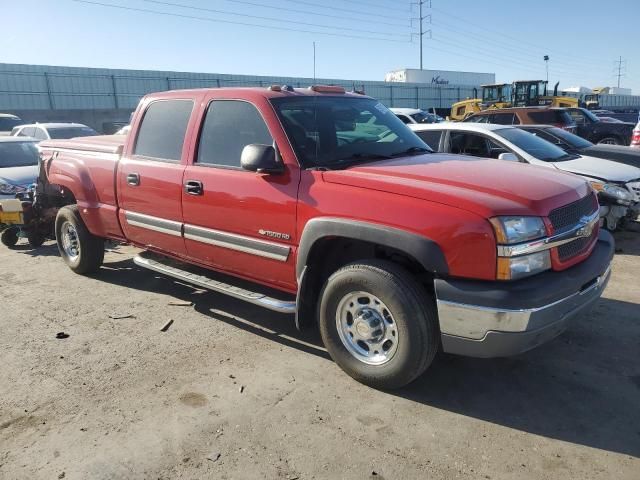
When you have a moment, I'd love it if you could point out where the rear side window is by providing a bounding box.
[528,110,573,125]
[18,127,36,137]
[33,128,48,140]
[134,100,193,161]
[491,113,516,125]
[197,100,272,168]
[416,130,442,150]
[396,114,412,124]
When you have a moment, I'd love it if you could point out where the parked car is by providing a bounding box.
[0,137,39,200]
[0,114,23,136]
[410,123,640,230]
[516,124,640,169]
[565,107,635,145]
[632,120,640,149]
[464,107,576,132]
[11,123,98,141]
[390,108,442,124]
[34,86,613,389]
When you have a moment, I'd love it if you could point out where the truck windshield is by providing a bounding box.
[0,141,39,168]
[48,127,98,139]
[271,97,431,168]
[494,128,573,162]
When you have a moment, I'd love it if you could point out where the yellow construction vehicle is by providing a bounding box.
[450,80,578,121]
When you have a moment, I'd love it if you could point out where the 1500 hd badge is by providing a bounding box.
[259,229,291,240]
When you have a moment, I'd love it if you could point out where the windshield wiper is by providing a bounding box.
[321,152,392,169]
[390,146,432,157]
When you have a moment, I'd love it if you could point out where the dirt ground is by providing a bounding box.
[1,230,638,480]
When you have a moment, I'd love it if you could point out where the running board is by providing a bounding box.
[133,252,296,314]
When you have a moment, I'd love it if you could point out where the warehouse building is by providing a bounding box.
[0,63,485,132]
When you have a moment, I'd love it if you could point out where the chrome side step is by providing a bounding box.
[133,252,296,314]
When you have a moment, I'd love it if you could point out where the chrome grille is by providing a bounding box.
[558,229,597,261]
[549,194,598,233]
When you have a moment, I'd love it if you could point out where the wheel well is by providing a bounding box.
[297,237,435,328]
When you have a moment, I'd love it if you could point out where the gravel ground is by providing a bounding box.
[0,231,639,480]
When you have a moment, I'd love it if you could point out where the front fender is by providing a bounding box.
[296,217,449,281]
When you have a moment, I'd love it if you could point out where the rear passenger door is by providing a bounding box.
[181,97,299,290]
[117,98,196,257]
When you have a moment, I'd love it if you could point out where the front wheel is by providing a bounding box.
[1,227,19,249]
[55,206,104,274]
[318,260,440,390]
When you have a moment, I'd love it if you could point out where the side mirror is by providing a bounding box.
[240,144,284,174]
[498,152,519,162]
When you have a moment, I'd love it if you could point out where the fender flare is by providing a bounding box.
[296,217,449,281]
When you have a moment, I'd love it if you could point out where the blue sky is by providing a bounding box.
[4,0,639,93]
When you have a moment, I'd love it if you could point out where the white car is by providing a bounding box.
[11,122,98,141]
[410,122,640,230]
[0,137,40,200]
[390,108,443,125]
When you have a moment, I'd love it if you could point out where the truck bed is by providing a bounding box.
[40,134,125,155]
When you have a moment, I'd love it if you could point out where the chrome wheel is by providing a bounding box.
[60,221,80,261]
[597,137,619,145]
[335,291,399,365]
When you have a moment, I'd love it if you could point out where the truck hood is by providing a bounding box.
[553,154,640,183]
[0,165,38,186]
[580,145,640,169]
[322,154,590,218]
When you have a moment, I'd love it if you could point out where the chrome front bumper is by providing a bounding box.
[435,231,614,358]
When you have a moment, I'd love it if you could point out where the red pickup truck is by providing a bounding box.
[36,85,613,389]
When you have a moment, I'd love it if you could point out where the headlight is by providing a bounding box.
[497,251,552,280]
[590,181,633,205]
[489,216,547,244]
[0,180,25,196]
[490,216,550,280]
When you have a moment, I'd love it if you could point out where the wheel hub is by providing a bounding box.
[335,292,399,366]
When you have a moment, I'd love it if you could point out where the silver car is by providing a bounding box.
[0,137,39,200]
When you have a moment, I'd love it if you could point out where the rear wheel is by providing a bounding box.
[318,260,439,390]
[1,227,19,249]
[55,206,104,274]
[597,136,622,145]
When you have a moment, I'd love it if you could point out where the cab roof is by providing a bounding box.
[146,86,371,101]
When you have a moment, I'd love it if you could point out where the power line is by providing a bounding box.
[72,0,411,42]
[411,0,431,70]
[430,6,605,68]
[140,0,408,37]
[216,0,409,27]
[340,0,409,10]
[279,0,408,22]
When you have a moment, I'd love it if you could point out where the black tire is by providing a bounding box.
[597,136,622,145]
[318,260,440,390]
[55,205,104,274]
[26,230,46,248]
[1,227,19,249]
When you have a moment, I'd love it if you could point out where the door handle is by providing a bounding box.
[126,173,140,186]
[184,180,203,196]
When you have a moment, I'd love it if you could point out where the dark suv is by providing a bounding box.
[464,107,576,132]
[565,107,635,145]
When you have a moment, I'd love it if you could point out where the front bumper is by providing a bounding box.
[435,230,614,358]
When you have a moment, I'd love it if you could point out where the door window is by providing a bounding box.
[490,113,516,125]
[197,100,273,168]
[567,109,587,125]
[395,114,412,124]
[33,128,48,140]
[134,99,194,161]
[449,132,490,157]
[18,126,36,137]
[416,130,442,150]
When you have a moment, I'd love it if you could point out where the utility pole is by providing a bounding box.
[412,1,431,70]
[313,42,316,82]
[615,55,625,88]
